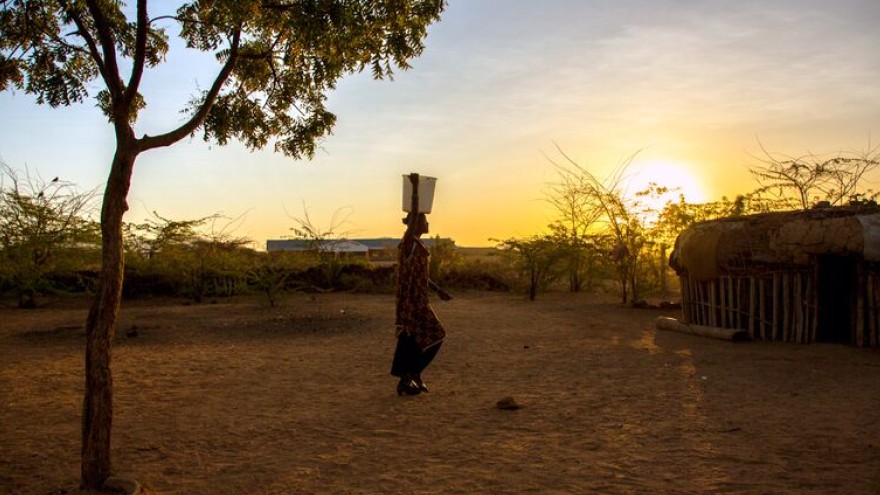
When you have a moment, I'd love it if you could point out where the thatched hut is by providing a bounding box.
[669,204,880,347]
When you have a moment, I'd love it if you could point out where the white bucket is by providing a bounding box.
[402,174,437,213]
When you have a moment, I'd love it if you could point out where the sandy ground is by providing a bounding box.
[1,291,879,495]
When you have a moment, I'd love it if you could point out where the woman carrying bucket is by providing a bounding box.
[391,173,452,396]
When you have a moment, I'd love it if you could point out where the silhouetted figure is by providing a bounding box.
[391,211,451,395]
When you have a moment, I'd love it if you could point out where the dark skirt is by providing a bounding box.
[390,332,442,378]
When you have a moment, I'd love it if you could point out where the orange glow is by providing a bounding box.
[624,160,708,211]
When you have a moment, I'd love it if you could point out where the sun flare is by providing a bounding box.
[623,160,708,210]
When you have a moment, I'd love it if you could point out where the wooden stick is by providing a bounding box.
[804,271,810,344]
[688,280,695,324]
[697,281,706,326]
[811,265,819,343]
[795,272,802,342]
[655,317,750,342]
[729,276,736,328]
[728,277,734,328]
[723,277,730,328]
[720,276,728,328]
[749,276,757,339]
[872,272,878,348]
[803,271,811,342]
[735,277,742,330]
[868,273,874,347]
[772,273,780,341]
[709,280,717,328]
[679,276,687,323]
[758,277,766,341]
[682,276,692,324]
[871,272,880,347]
[794,272,803,344]
[687,277,694,323]
[873,274,879,347]
[702,281,709,326]
[782,273,791,342]
[856,262,865,347]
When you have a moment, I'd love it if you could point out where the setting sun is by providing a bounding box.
[624,160,709,210]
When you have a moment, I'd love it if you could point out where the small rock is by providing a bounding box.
[496,396,521,410]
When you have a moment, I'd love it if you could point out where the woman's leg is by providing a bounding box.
[391,335,443,395]
[414,341,441,375]
[390,333,421,378]
[409,341,441,392]
[391,334,421,395]
[391,335,442,376]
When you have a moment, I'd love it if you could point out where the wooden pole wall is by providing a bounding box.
[678,269,848,345]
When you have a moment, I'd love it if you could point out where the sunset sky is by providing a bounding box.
[1,0,878,247]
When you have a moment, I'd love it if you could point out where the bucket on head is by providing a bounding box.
[402,174,437,213]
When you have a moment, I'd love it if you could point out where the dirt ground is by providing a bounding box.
[1,291,879,495]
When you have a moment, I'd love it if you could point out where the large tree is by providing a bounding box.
[0,0,444,489]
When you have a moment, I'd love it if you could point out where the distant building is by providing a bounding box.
[266,237,455,260]
[266,239,370,253]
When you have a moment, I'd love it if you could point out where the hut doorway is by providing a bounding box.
[816,255,858,343]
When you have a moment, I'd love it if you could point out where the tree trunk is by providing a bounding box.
[629,264,639,303]
[569,250,582,293]
[618,262,628,304]
[81,139,137,489]
[529,266,538,301]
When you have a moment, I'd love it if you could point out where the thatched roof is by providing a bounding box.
[670,205,880,280]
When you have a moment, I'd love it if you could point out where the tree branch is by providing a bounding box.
[122,0,148,109]
[148,14,181,24]
[138,28,242,151]
[58,0,108,82]
[149,14,207,26]
[51,30,92,58]
[84,0,124,100]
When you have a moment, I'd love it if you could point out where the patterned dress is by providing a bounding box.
[395,236,446,351]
